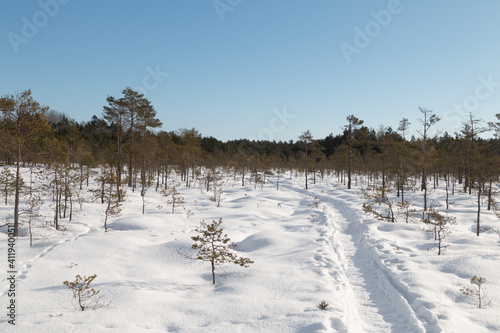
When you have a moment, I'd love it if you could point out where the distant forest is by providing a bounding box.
[1,89,500,236]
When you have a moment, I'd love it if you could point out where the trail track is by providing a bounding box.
[285,184,443,333]
[1,221,97,299]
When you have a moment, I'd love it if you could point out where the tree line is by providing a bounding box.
[1,88,499,237]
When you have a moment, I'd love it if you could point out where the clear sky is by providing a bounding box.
[2,0,500,141]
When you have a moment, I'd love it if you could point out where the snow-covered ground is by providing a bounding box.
[1,168,500,332]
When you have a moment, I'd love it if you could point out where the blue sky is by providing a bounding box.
[2,0,500,141]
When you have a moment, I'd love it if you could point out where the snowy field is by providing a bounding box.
[1,168,500,332]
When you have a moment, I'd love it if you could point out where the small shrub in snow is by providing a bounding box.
[422,208,456,255]
[0,168,17,205]
[396,200,419,224]
[460,276,491,308]
[307,196,321,209]
[308,213,318,222]
[67,262,78,268]
[361,186,396,222]
[63,274,110,311]
[191,218,253,284]
[23,192,43,247]
[213,187,225,207]
[162,186,185,214]
[318,300,329,310]
[93,167,124,232]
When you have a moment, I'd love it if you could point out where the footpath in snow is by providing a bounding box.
[283,183,438,333]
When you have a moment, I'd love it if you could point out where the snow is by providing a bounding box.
[1,168,500,332]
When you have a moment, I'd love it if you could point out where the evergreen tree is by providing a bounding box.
[191,218,253,284]
[103,95,126,201]
[344,115,364,189]
[298,130,313,189]
[417,107,440,211]
[119,87,162,190]
[423,208,457,255]
[0,168,17,205]
[94,166,124,231]
[0,90,50,236]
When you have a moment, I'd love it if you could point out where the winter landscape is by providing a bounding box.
[1,158,500,332]
[3,1,500,332]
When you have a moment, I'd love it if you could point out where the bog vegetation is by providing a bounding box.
[1,88,499,244]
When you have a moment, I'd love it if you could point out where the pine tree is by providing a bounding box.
[178,128,202,188]
[0,90,50,236]
[162,186,185,214]
[93,166,124,231]
[344,115,364,190]
[461,276,490,308]
[63,274,110,311]
[298,130,313,189]
[362,185,396,222]
[191,218,253,284]
[487,113,500,138]
[0,168,17,205]
[417,107,440,211]
[422,208,456,255]
[103,95,126,201]
[397,118,411,203]
[119,87,162,190]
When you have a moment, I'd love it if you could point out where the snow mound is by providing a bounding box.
[107,216,151,231]
[236,231,280,252]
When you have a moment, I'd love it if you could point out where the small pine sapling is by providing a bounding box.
[307,196,321,209]
[422,208,456,255]
[308,213,318,222]
[63,274,110,311]
[162,186,185,214]
[396,200,419,223]
[191,218,253,284]
[0,168,17,205]
[92,167,124,231]
[460,276,491,308]
[204,169,222,193]
[213,187,225,207]
[318,300,329,310]
[22,193,43,247]
[362,186,396,222]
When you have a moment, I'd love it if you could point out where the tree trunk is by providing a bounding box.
[116,123,122,202]
[348,141,352,189]
[13,146,21,236]
[54,173,59,231]
[211,258,216,284]
[69,196,73,221]
[80,164,84,190]
[487,180,492,211]
[477,182,481,237]
[445,174,449,210]
[128,119,134,188]
[242,166,245,187]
